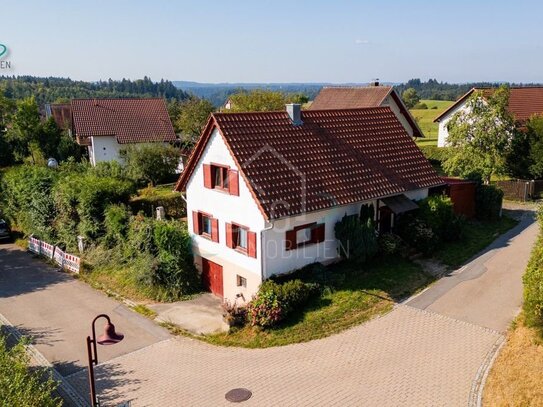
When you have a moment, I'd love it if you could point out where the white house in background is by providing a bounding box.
[309,83,424,138]
[175,104,444,303]
[65,98,177,166]
[434,86,543,147]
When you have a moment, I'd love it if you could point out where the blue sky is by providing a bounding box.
[2,0,542,83]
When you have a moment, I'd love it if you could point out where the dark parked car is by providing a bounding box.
[0,219,11,242]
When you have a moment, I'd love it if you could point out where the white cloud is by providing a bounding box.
[355,39,370,45]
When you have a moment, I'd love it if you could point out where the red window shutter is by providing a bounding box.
[228,169,239,196]
[211,218,219,242]
[203,164,212,188]
[192,211,201,235]
[311,223,325,243]
[247,231,257,258]
[285,229,297,250]
[225,223,233,248]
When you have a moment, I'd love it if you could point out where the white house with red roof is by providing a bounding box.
[175,104,444,303]
[67,98,177,166]
[435,86,543,147]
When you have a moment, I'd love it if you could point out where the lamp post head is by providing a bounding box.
[97,322,124,345]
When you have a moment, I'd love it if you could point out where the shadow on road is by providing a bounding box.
[0,244,73,298]
[67,361,142,407]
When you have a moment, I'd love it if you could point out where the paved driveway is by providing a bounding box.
[0,209,537,406]
[0,244,169,376]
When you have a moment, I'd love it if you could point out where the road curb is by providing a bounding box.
[0,312,90,407]
[468,334,506,407]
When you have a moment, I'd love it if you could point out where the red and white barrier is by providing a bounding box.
[29,236,41,254]
[53,246,65,268]
[63,253,80,274]
[28,237,80,274]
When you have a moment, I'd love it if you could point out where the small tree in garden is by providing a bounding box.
[402,88,420,109]
[444,86,514,184]
[120,143,181,186]
[335,214,378,265]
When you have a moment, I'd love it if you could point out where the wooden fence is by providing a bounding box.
[494,179,543,201]
[28,236,80,273]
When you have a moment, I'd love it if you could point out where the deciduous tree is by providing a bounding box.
[443,86,514,183]
[402,87,420,109]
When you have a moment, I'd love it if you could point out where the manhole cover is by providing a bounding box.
[225,388,252,403]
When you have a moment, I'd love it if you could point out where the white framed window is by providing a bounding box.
[296,227,313,245]
[201,214,212,236]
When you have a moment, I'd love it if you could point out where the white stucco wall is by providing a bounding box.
[437,102,471,147]
[381,95,414,137]
[261,187,430,279]
[262,201,366,279]
[186,128,266,302]
[90,136,122,166]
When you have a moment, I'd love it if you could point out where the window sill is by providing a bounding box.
[286,240,320,251]
[234,246,248,255]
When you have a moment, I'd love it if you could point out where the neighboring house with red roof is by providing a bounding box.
[45,103,72,130]
[310,84,423,138]
[434,86,543,147]
[175,104,444,303]
[65,98,176,166]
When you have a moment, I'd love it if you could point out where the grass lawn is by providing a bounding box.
[410,99,455,143]
[434,216,519,268]
[199,259,432,348]
[484,315,543,406]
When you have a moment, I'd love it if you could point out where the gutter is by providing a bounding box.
[260,220,275,284]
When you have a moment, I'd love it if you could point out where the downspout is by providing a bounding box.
[260,219,275,284]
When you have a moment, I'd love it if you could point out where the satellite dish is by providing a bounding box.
[47,158,59,168]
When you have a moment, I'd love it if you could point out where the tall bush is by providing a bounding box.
[120,143,180,186]
[335,214,378,265]
[418,195,463,242]
[0,165,59,240]
[476,184,503,221]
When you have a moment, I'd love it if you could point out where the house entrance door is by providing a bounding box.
[202,258,224,298]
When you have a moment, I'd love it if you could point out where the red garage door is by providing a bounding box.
[202,258,223,298]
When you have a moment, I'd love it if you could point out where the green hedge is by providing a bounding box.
[418,145,451,165]
[523,206,543,329]
[247,279,320,328]
[0,333,61,407]
[475,184,503,221]
[129,192,186,219]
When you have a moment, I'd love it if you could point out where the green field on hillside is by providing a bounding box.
[410,99,455,145]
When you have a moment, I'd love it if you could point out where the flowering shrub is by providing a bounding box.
[247,290,282,328]
[222,300,247,327]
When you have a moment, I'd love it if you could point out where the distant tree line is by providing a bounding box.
[394,78,542,101]
[0,75,190,106]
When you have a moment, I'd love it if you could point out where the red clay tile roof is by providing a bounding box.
[176,107,444,220]
[310,86,393,109]
[47,103,72,129]
[434,87,543,124]
[310,86,423,138]
[71,98,176,144]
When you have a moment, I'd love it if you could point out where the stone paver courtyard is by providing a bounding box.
[66,305,502,407]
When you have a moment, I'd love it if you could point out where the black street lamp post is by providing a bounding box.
[86,314,124,407]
